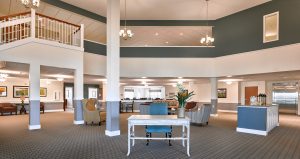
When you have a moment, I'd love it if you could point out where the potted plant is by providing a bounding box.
[175,84,195,118]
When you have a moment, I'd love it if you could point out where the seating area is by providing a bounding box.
[0,103,17,116]
[1,0,300,158]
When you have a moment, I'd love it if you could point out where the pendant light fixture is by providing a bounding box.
[200,0,214,45]
[119,0,134,40]
[20,0,40,8]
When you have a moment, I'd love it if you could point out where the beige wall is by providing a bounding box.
[0,78,64,103]
[164,82,239,103]
[240,81,266,105]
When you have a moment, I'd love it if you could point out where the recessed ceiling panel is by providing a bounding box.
[61,0,271,20]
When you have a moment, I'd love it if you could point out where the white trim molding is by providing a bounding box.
[236,127,267,136]
[29,125,41,130]
[73,120,84,125]
[44,109,64,113]
[105,130,121,137]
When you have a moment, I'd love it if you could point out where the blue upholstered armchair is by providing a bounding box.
[145,103,172,146]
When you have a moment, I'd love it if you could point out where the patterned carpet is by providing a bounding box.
[0,112,300,159]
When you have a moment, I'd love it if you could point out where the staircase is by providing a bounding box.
[0,9,84,49]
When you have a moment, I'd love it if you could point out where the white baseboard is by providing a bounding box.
[105,130,120,136]
[210,114,218,117]
[133,110,140,113]
[44,109,64,113]
[218,110,237,113]
[236,127,267,136]
[73,120,84,125]
[29,125,41,130]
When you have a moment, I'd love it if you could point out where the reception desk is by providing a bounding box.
[236,105,279,136]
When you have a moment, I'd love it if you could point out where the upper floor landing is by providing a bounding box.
[0,9,84,52]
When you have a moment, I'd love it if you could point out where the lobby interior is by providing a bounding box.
[1,0,300,158]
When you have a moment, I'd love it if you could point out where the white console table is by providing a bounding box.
[127,115,191,156]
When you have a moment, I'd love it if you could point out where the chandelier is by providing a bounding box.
[20,0,40,8]
[119,0,134,40]
[200,0,214,45]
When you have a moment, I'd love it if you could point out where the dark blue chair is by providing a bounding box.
[146,103,172,146]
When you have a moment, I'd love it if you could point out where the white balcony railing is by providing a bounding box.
[0,9,84,48]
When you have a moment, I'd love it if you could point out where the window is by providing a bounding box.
[88,88,98,99]
[263,11,279,43]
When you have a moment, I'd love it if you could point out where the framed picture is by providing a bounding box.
[40,87,47,97]
[13,86,29,98]
[218,88,227,98]
[263,11,279,43]
[0,86,7,97]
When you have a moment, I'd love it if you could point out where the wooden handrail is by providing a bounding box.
[36,13,80,28]
[0,11,31,20]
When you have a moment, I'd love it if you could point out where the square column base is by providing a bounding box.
[105,130,120,136]
[74,120,84,125]
[29,125,41,130]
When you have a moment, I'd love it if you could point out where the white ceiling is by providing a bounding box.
[61,0,271,20]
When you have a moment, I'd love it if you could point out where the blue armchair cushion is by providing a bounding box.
[146,126,172,133]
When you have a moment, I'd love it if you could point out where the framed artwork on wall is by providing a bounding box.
[0,86,7,97]
[263,11,279,43]
[40,87,47,97]
[13,86,29,98]
[218,88,227,98]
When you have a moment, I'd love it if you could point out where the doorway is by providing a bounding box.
[245,86,258,105]
[65,87,73,109]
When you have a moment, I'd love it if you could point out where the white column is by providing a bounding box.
[31,9,36,38]
[105,0,121,137]
[29,63,40,130]
[210,77,218,116]
[73,67,84,124]
[80,24,84,48]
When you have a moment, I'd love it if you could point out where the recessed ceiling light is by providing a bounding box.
[178,77,183,79]
[142,77,147,79]
[227,75,232,78]
[226,81,233,85]
[0,70,21,74]
[155,32,159,36]
[57,77,64,81]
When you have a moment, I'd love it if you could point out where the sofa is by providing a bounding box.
[0,103,17,115]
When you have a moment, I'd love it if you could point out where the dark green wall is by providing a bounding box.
[46,0,300,57]
[84,0,300,58]
[214,0,300,56]
[120,47,215,58]
[84,40,106,55]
